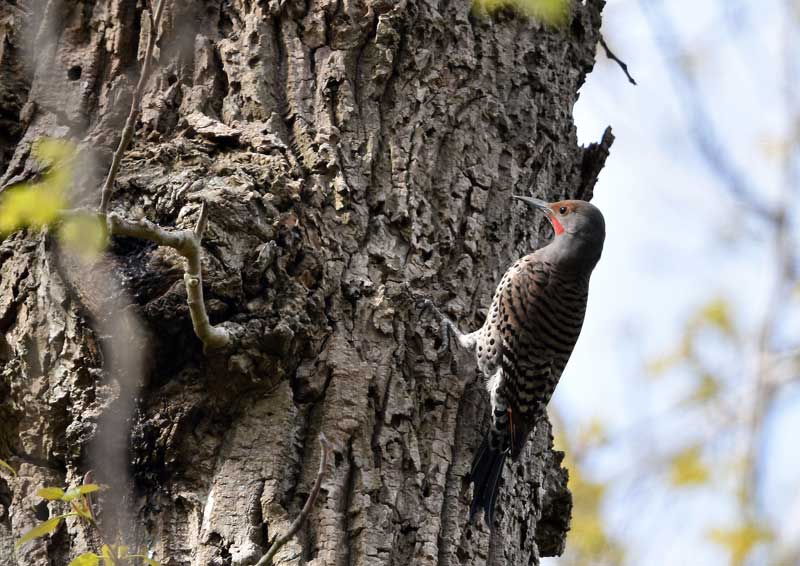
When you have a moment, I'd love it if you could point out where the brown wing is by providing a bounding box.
[493,256,588,457]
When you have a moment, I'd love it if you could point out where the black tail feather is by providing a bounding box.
[469,434,507,527]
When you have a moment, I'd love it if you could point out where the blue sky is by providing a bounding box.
[544,0,799,563]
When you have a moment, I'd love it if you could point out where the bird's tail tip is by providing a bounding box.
[469,434,506,528]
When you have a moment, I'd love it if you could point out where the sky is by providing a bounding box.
[545,0,799,564]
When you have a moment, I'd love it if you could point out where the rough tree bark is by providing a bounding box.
[0,0,613,564]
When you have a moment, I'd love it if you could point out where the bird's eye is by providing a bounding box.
[558,206,567,214]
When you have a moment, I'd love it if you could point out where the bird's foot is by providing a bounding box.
[416,297,454,355]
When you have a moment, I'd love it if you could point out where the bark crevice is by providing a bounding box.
[0,1,611,564]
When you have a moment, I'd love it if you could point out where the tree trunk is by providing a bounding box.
[0,0,612,564]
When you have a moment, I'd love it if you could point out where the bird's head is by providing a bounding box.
[512,195,606,271]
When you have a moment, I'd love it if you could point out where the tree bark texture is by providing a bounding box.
[0,0,613,564]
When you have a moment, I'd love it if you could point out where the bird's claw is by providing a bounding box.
[417,297,436,313]
[415,297,452,356]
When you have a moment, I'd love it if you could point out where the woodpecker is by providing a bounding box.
[421,195,605,527]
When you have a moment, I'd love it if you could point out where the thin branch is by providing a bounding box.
[256,434,332,566]
[599,36,637,85]
[106,206,231,351]
[99,0,166,214]
[738,1,798,503]
[639,0,778,222]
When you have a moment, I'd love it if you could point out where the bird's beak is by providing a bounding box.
[512,194,564,236]
[512,195,551,215]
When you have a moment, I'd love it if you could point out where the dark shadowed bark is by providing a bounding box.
[0,0,612,564]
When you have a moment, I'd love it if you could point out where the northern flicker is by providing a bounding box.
[421,195,605,526]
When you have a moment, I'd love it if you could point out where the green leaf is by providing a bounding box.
[69,553,100,566]
[142,558,161,566]
[15,514,69,548]
[62,483,103,502]
[0,459,16,477]
[37,487,66,500]
[669,446,710,486]
[58,214,108,261]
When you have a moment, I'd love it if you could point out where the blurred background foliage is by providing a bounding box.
[0,139,107,260]
[473,0,570,26]
[546,0,800,565]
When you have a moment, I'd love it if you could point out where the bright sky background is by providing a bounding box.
[545,0,799,564]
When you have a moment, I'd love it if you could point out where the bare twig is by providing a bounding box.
[106,204,231,351]
[256,434,332,566]
[599,36,637,85]
[639,0,778,223]
[737,3,799,513]
[99,0,165,214]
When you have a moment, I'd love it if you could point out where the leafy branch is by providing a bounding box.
[15,483,161,565]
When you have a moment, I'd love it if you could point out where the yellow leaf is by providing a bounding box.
[669,446,710,486]
[472,0,570,26]
[473,0,507,13]
[37,487,66,500]
[116,545,129,559]
[58,214,108,260]
[101,544,116,565]
[698,298,735,336]
[128,549,162,566]
[69,553,100,566]
[15,514,68,548]
[70,499,94,521]
[517,0,569,25]
[34,138,76,166]
[0,138,76,236]
[63,483,104,502]
[684,373,720,405]
[0,182,67,234]
[563,455,625,562]
[708,523,773,566]
[0,459,16,477]
[646,350,684,377]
